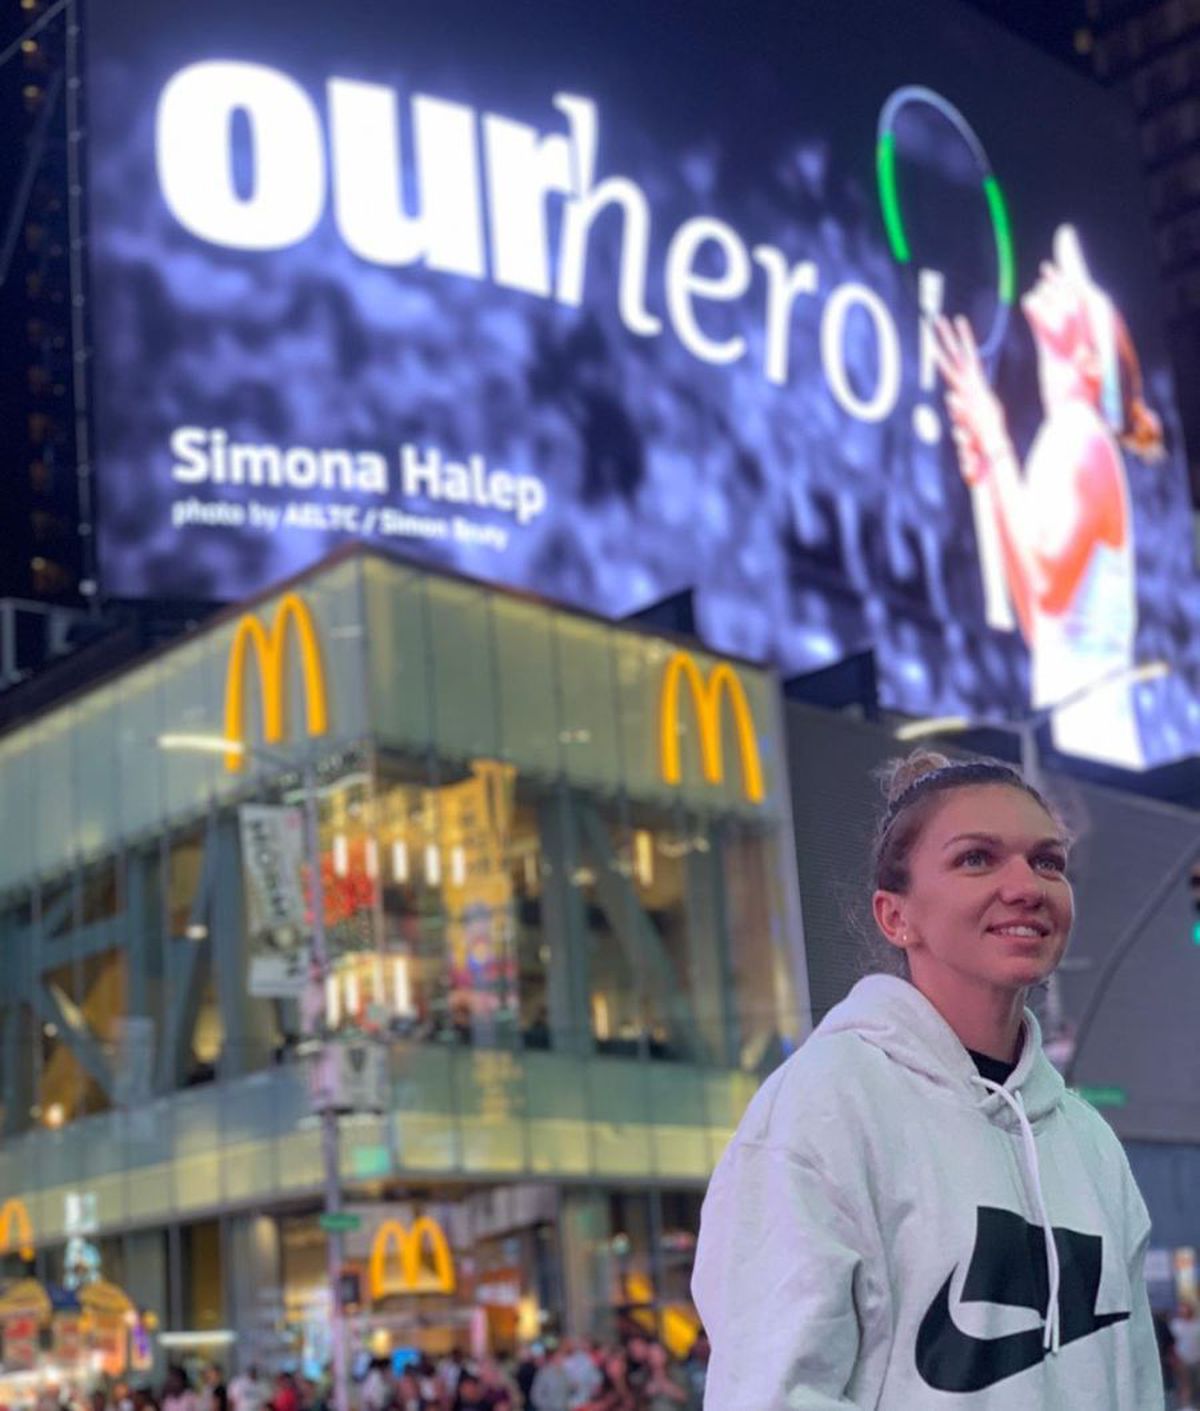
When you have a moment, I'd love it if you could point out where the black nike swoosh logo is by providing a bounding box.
[917,1271,1131,1393]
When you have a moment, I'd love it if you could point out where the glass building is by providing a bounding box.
[0,546,807,1367]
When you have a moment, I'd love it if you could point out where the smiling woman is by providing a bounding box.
[693,750,1163,1410]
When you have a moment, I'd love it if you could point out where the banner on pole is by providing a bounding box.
[239,804,309,997]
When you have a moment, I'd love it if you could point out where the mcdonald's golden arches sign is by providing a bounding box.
[369,1217,456,1300]
[658,651,765,804]
[223,592,329,771]
[0,1199,34,1262]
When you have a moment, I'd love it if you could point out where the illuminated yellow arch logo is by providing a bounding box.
[369,1218,456,1300]
[0,1199,34,1262]
[223,592,329,772]
[658,652,765,804]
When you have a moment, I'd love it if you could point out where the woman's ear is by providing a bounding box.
[872,890,910,951]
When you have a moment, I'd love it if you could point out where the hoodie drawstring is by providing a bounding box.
[973,1077,1062,1355]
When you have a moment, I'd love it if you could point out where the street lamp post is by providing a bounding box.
[158,734,349,1411]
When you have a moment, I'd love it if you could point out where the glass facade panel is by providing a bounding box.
[364,561,434,753]
[426,578,500,763]
[73,687,120,862]
[554,617,622,793]
[35,714,76,870]
[117,662,165,842]
[491,597,560,777]
[0,737,36,892]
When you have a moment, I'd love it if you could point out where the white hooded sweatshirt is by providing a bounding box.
[692,976,1162,1410]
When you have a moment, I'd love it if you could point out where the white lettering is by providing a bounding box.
[169,429,391,494]
[753,245,819,386]
[515,476,546,525]
[398,444,546,523]
[170,426,209,483]
[153,64,930,418]
[556,94,661,337]
[284,448,319,489]
[483,96,585,296]
[402,444,443,498]
[666,217,750,366]
[328,82,485,276]
[229,444,282,486]
[156,61,325,250]
[820,282,901,423]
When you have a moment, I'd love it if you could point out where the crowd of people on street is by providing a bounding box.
[64,1330,708,1411]
[1154,1302,1200,1410]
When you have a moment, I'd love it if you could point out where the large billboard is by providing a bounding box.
[85,0,1199,768]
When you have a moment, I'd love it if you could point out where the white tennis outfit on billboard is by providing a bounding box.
[1030,534,1142,769]
[1026,226,1145,771]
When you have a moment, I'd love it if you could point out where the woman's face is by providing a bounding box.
[885,785,1074,997]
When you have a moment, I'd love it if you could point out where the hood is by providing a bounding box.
[817,975,1066,1127]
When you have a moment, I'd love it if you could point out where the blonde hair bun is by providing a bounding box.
[878,749,954,809]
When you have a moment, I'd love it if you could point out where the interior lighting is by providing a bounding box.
[185,923,209,942]
[157,1331,236,1349]
[332,833,349,878]
[391,840,409,883]
[393,956,412,1016]
[634,830,654,888]
[326,974,342,1029]
[894,715,970,742]
[425,844,442,887]
[345,968,360,1017]
[158,732,245,758]
[365,838,379,880]
[45,1103,65,1129]
[451,845,466,886]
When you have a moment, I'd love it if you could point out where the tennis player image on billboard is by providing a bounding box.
[84,0,1200,770]
[935,226,1164,769]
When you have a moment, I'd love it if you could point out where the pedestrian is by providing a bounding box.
[693,750,1164,1407]
[162,1369,197,1411]
[515,1345,543,1409]
[560,1339,599,1411]
[621,1338,650,1404]
[269,1374,299,1411]
[228,1368,265,1411]
[199,1367,227,1411]
[577,1352,635,1411]
[639,1343,685,1411]
[473,1359,514,1411]
[1154,1310,1178,1406]
[360,1359,390,1411]
[1172,1302,1200,1408]
[437,1349,466,1407]
[678,1334,708,1411]
[529,1340,570,1411]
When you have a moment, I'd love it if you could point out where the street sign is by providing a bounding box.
[1075,1085,1128,1109]
[318,1212,362,1234]
[351,1145,390,1179]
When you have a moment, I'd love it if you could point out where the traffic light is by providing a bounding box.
[1190,865,1200,945]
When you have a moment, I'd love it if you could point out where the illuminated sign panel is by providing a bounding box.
[223,592,329,770]
[368,1218,456,1299]
[659,653,765,803]
[86,0,1198,769]
[0,1199,34,1262]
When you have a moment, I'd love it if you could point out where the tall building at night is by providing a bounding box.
[0,0,82,604]
[1090,1,1200,501]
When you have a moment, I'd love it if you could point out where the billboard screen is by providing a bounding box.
[86,0,1199,768]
